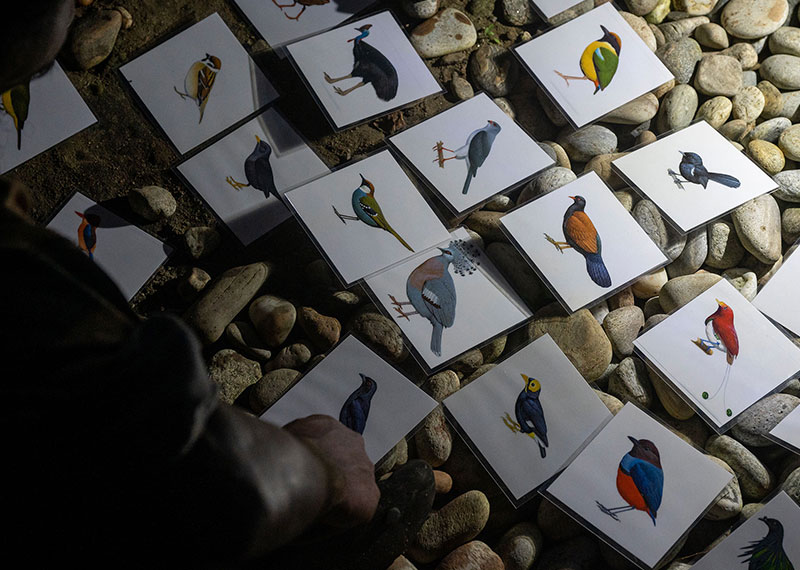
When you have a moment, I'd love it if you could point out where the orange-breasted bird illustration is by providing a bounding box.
[544,195,612,288]
[271,0,329,20]
[597,436,663,526]
[1,81,30,150]
[75,211,101,259]
[174,53,222,123]
[692,299,739,418]
[555,25,622,94]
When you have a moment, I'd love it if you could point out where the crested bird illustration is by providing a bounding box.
[323,24,398,101]
[271,0,329,20]
[502,374,549,458]
[738,516,795,570]
[555,25,622,94]
[667,150,741,191]
[332,174,413,251]
[174,53,222,123]
[225,135,278,200]
[544,195,612,288]
[338,373,378,435]
[437,120,502,195]
[75,211,101,259]
[1,81,30,150]
[692,299,739,418]
[597,436,663,526]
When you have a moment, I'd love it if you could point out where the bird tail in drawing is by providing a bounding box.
[585,252,612,287]
[462,168,476,195]
[537,438,547,459]
[198,98,209,123]
[430,321,443,356]
[707,172,741,188]
[387,226,414,252]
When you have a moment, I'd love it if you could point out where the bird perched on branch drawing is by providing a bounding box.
[339,373,377,435]
[324,24,398,101]
[225,135,278,201]
[174,53,221,123]
[1,81,29,150]
[738,516,795,570]
[667,151,741,191]
[433,120,502,195]
[75,211,101,260]
[692,299,738,418]
[502,374,549,458]
[271,0,329,21]
[554,25,621,94]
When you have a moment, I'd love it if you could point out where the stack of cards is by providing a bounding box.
[768,406,800,455]
[753,242,800,338]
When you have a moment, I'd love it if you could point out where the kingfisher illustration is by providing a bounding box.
[332,174,413,251]
[554,25,622,94]
[339,373,378,435]
[597,436,663,526]
[738,516,795,570]
[174,53,222,123]
[75,210,101,259]
[324,24,398,101]
[502,374,549,458]
[544,195,612,288]
[692,299,739,418]
[668,151,741,191]
[1,81,30,150]
[225,135,278,200]
[271,0,329,20]
[435,120,502,195]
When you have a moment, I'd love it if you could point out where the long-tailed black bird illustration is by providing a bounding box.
[738,516,795,570]
[225,135,278,200]
[324,24,398,101]
[668,151,741,190]
[339,373,378,435]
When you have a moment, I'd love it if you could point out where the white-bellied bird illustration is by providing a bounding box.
[436,120,502,195]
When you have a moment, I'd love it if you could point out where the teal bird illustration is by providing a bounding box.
[739,517,795,570]
[502,374,548,458]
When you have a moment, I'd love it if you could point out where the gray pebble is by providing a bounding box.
[209,349,261,405]
[721,0,788,39]
[729,393,800,446]
[706,434,775,501]
[557,125,618,162]
[410,9,477,58]
[731,193,782,264]
[450,74,474,100]
[69,9,123,70]
[723,268,758,300]
[656,84,698,133]
[608,356,654,408]
[501,0,535,25]
[707,220,747,268]
[517,167,576,204]
[694,54,743,97]
[667,226,708,277]
[184,226,221,259]
[469,44,519,97]
[128,185,176,221]
[603,306,645,358]
[403,0,439,19]
[774,168,800,201]
[769,26,800,56]
[249,368,301,412]
[657,37,703,84]
[659,272,723,312]
[760,54,800,89]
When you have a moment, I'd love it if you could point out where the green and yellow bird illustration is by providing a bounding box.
[555,25,622,94]
[1,81,30,150]
[174,53,222,123]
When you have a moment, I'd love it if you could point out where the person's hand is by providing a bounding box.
[283,414,380,529]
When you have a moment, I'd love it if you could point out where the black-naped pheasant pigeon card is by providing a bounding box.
[119,13,279,155]
[285,11,442,131]
[0,62,96,175]
[545,402,733,570]
[283,149,450,286]
[388,93,555,215]
[634,279,800,433]
[443,334,612,505]
[514,3,673,129]
[500,171,668,313]
[259,335,437,463]
[176,108,329,245]
[768,405,800,455]
[612,120,778,233]
[690,491,800,569]
[364,227,532,373]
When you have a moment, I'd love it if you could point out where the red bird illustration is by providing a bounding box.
[692,299,738,418]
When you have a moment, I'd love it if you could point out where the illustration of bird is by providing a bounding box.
[1,82,30,150]
[502,374,549,458]
[75,211,101,259]
[332,174,413,251]
[174,53,222,123]
[323,24,398,101]
[271,0,329,20]
[692,299,739,418]
[554,25,622,94]
[738,516,795,570]
[668,151,741,191]
[338,373,378,435]
[436,120,502,195]
[596,436,663,526]
[225,135,278,200]
[544,195,612,288]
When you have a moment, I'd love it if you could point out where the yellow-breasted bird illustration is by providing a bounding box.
[174,54,222,123]
[1,82,30,150]
[554,25,622,94]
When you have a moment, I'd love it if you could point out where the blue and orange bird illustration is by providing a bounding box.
[174,53,222,123]
[692,299,739,418]
[555,25,621,94]
[435,120,502,195]
[668,151,741,191]
[75,211,101,259]
[225,135,278,201]
[339,373,378,435]
[739,516,795,570]
[502,374,548,458]
[597,436,663,526]
[545,195,612,288]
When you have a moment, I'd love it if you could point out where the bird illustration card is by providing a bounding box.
[633,279,800,433]
[768,405,800,455]
[283,148,450,286]
[514,3,673,129]
[753,242,800,339]
[690,491,800,570]
[259,335,438,463]
[45,192,172,301]
[500,171,669,313]
[530,0,589,20]
[119,12,279,155]
[364,227,533,372]
[176,107,329,245]
[544,402,733,570]
[612,120,779,233]
[388,93,555,215]
[0,62,96,175]
[443,334,612,505]
[285,11,442,131]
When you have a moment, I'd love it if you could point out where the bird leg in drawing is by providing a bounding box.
[173,85,191,100]
[596,501,636,522]
[502,413,521,433]
[554,70,595,87]
[323,72,367,96]
[432,141,449,168]
[225,176,250,191]
[388,295,419,320]
[332,205,359,224]
[544,233,572,253]
[692,337,720,355]
[667,168,688,191]
[270,0,308,20]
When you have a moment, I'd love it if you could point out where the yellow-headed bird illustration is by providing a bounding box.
[554,25,621,94]
[1,82,30,150]
[174,53,222,123]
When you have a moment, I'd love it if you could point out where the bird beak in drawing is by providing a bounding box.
[716,299,728,308]
[521,373,529,385]
[255,135,261,143]
[628,436,639,446]
[678,150,686,156]
[568,195,576,200]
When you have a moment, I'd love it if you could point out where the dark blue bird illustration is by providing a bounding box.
[436,120,502,195]
[338,373,378,435]
[502,374,548,458]
[668,150,741,190]
[323,24,398,101]
[75,211,101,259]
[738,516,795,570]
[225,135,278,200]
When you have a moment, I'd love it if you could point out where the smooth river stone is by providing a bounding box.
[760,54,800,89]
[721,0,789,39]
[757,80,784,118]
[601,93,659,124]
[658,272,722,312]
[656,84,698,133]
[656,37,703,85]
[769,26,800,56]
[410,9,477,58]
[774,169,800,201]
[695,23,730,49]
[557,125,618,162]
[694,54,743,96]
[732,85,765,122]
[625,0,660,16]
[778,123,800,160]
[695,96,732,128]
[731,193,782,263]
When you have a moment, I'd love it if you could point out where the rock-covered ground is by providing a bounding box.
[13,0,800,568]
